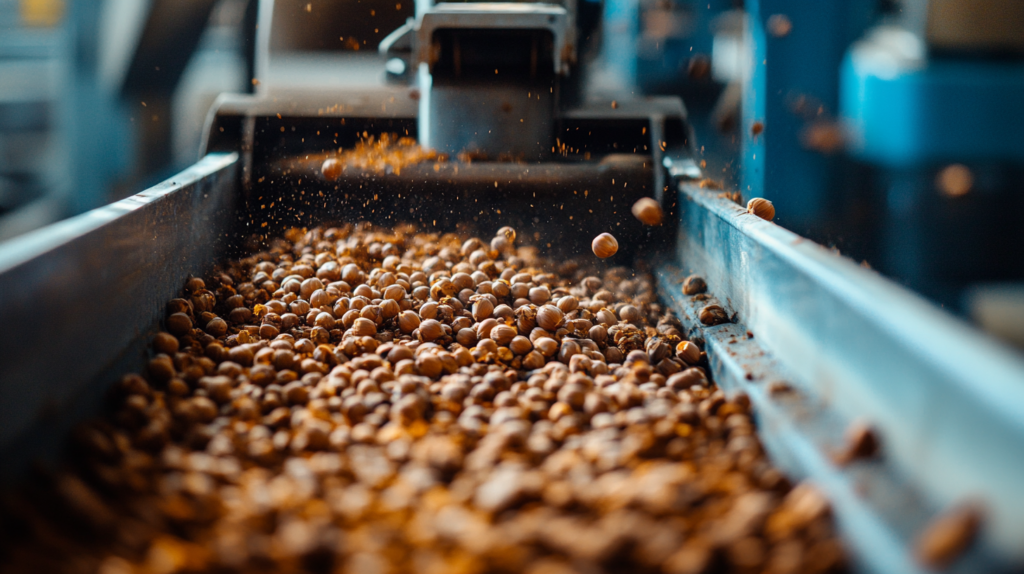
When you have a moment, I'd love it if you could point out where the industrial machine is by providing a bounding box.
[736,0,1024,312]
[2,0,1024,573]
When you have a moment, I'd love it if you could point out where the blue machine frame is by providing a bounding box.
[661,170,1024,572]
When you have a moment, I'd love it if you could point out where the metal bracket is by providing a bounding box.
[414,3,572,75]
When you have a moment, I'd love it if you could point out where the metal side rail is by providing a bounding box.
[0,153,239,479]
[656,180,1024,573]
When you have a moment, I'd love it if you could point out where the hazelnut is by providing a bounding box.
[166,312,192,336]
[322,158,342,180]
[556,296,579,313]
[153,332,179,354]
[746,197,775,221]
[472,298,494,321]
[534,337,559,357]
[148,355,175,383]
[631,197,663,225]
[351,318,377,337]
[509,336,533,355]
[419,301,438,319]
[766,13,792,37]
[528,286,551,305]
[380,299,400,319]
[457,328,478,347]
[523,351,545,370]
[491,324,517,347]
[314,312,336,329]
[559,340,581,363]
[645,337,672,362]
[398,311,421,334]
[419,319,443,342]
[591,233,619,259]
[13,221,852,574]
[536,305,564,331]
[682,275,707,295]
[667,367,708,390]
[383,284,406,301]
[416,354,443,379]
[619,305,641,324]
[676,341,701,365]
[698,304,729,326]
[205,317,228,337]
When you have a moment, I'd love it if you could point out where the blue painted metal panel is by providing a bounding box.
[601,0,732,92]
[841,49,1024,167]
[741,0,872,232]
[663,175,1024,571]
[656,265,937,574]
[0,153,238,477]
[601,0,640,88]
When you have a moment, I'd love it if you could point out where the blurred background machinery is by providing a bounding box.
[0,0,249,240]
[601,0,1024,345]
[0,0,1023,343]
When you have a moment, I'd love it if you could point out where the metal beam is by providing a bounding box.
[0,153,238,478]
[660,175,1024,571]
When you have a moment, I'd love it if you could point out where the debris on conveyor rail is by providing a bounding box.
[914,503,984,569]
[0,224,849,574]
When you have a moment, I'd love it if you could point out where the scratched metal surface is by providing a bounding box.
[0,153,239,476]
[659,180,1024,572]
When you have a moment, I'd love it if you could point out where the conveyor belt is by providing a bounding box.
[1,152,1024,572]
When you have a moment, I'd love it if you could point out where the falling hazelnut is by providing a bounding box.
[322,158,342,181]
[767,14,792,37]
[937,164,973,198]
[631,197,663,226]
[592,233,618,259]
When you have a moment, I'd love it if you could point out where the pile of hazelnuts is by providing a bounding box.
[0,223,848,574]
